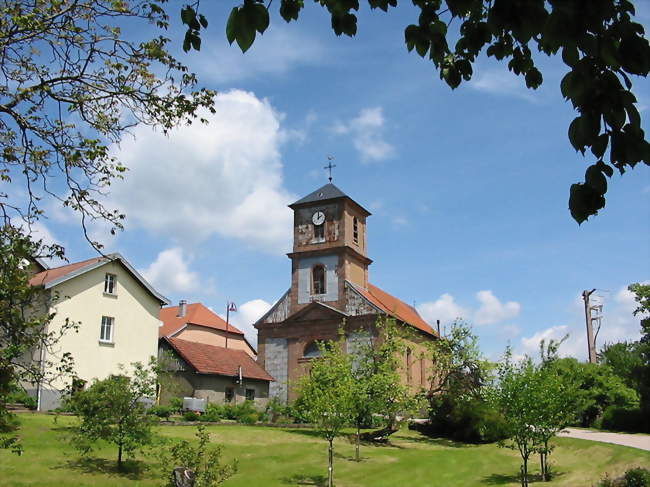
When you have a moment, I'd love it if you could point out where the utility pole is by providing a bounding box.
[582,289,597,363]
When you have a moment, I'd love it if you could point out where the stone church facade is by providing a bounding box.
[255,183,439,402]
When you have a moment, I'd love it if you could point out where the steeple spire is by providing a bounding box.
[324,156,336,183]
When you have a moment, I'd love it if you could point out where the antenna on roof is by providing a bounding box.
[324,156,336,183]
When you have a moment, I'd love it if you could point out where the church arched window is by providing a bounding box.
[314,222,325,241]
[304,341,322,358]
[353,217,359,245]
[312,265,326,295]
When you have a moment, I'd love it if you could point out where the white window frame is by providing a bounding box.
[104,273,117,295]
[100,316,114,343]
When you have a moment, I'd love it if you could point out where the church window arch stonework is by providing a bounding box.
[303,341,323,358]
[312,264,326,295]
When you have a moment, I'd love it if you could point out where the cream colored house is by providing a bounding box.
[27,253,169,410]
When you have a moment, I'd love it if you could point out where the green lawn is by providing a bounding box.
[1,414,648,486]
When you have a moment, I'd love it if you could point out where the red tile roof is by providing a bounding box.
[28,257,104,287]
[159,303,244,338]
[165,337,273,381]
[353,282,436,337]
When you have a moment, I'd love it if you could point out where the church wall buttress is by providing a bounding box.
[265,338,288,403]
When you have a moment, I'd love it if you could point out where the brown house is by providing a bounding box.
[255,183,439,402]
[159,302,272,406]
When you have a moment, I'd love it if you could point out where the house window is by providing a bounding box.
[245,389,255,401]
[100,316,114,343]
[314,222,325,241]
[312,265,326,295]
[225,387,234,403]
[353,217,359,244]
[104,273,116,294]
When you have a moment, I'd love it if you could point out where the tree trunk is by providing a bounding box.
[118,442,123,470]
[522,456,529,487]
[355,425,360,462]
[327,438,334,487]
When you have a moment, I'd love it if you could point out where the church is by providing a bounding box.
[254,182,439,402]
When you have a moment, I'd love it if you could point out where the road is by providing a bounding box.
[559,428,650,451]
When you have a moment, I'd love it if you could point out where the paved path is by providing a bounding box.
[559,428,650,451]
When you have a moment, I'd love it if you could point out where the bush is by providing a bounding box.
[601,406,645,433]
[148,405,173,419]
[240,412,259,425]
[202,403,224,422]
[182,411,200,422]
[598,468,650,487]
[625,468,650,487]
[6,389,36,409]
[169,397,183,413]
[425,394,508,443]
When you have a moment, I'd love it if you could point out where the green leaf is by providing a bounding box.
[525,67,543,89]
[190,33,201,51]
[591,134,609,159]
[561,45,579,67]
[226,7,238,45]
[569,183,604,224]
[585,164,607,195]
[180,6,194,26]
[182,30,192,52]
[252,4,270,34]
[199,14,208,29]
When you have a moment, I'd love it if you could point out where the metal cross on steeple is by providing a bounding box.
[324,156,336,183]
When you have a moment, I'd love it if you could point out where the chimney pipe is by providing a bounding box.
[436,319,441,336]
[178,300,187,318]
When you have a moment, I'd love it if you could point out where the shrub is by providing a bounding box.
[6,389,36,409]
[183,411,200,422]
[240,412,259,425]
[625,468,650,487]
[426,394,508,443]
[169,397,183,413]
[601,406,645,433]
[202,404,223,422]
[148,406,173,419]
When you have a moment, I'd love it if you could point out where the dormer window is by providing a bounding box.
[104,273,116,295]
[312,265,326,295]
[353,217,359,245]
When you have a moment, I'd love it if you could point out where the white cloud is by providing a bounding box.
[222,298,272,348]
[108,90,296,255]
[418,290,520,330]
[141,247,202,295]
[202,27,326,84]
[469,68,538,102]
[474,290,521,325]
[417,293,468,326]
[333,107,395,162]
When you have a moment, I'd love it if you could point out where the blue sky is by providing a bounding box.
[33,2,650,360]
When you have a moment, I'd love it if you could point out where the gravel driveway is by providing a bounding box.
[559,428,650,451]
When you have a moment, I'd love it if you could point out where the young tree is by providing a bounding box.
[182,0,649,224]
[349,317,417,459]
[629,282,650,432]
[296,335,355,487]
[491,351,541,487]
[158,425,238,487]
[69,361,158,469]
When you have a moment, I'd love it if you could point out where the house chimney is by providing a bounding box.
[178,300,187,318]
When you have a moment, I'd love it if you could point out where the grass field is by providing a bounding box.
[1,414,648,486]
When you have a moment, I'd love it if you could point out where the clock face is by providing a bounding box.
[312,211,325,226]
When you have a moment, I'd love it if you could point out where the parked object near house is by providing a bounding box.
[25,253,169,410]
[159,337,273,408]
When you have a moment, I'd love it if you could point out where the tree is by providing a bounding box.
[349,317,417,459]
[158,425,238,487]
[69,361,158,469]
[0,226,77,452]
[600,341,643,391]
[628,282,650,432]
[181,0,649,224]
[296,335,355,487]
[491,351,541,487]
[0,0,214,239]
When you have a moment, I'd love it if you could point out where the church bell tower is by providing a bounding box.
[287,183,372,314]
